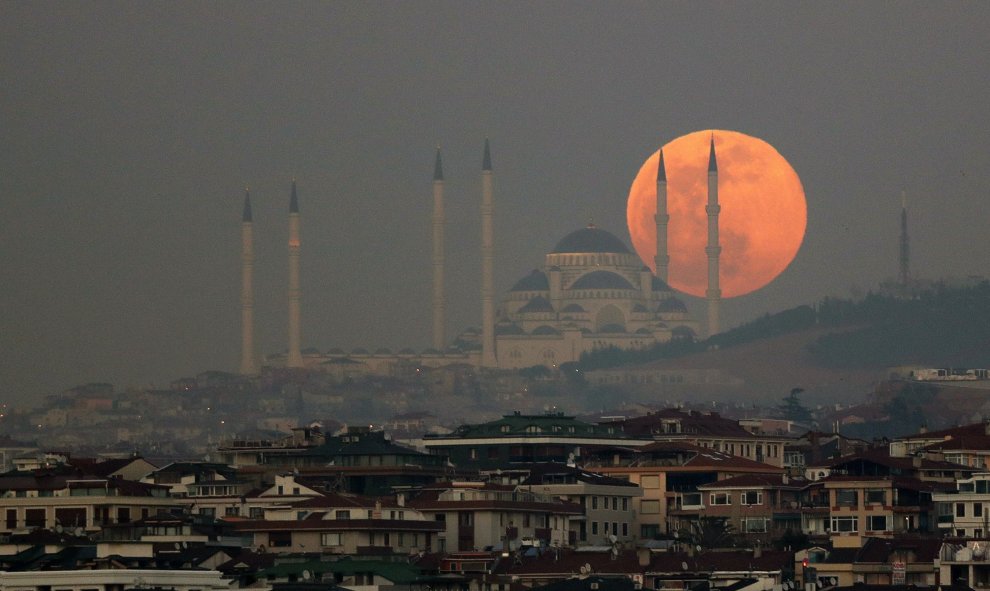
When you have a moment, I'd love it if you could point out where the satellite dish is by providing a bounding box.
[55,525,63,534]
[585,563,592,573]
[580,566,588,575]
[302,570,312,581]
[681,561,689,571]
[609,534,618,543]
[174,542,181,550]
[829,578,837,586]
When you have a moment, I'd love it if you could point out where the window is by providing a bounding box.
[321,532,342,546]
[865,489,885,505]
[269,531,292,547]
[336,510,351,520]
[867,515,888,531]
[957,503,966,518]
[6,509,16,529]
[611,497,618,511]
[225,507,240,516]
[742,518,768,533]
[830,516,858,533]
[118,507,132,523]
[976,503,984,518]
[292,487,300,495]
[592,496,598,510]
[741,491,763,506]
[710,493,731,505]
[640,500,660,514]
[591,521,599,536]
[250,507,264,518]
[25,509,45,528]
[622,498,629,511]
[459,512,474,526]
[836,490,858,507]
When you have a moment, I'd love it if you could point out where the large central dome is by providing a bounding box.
[551,224,631,254]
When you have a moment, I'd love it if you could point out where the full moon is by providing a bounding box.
[627,129,806,298]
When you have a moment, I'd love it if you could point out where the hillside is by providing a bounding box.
[621,326,885,405]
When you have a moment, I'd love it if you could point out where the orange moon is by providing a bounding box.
[627,129,806,298]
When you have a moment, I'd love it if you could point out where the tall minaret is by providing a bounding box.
[431,147,446,351]
[899,190,910,293]
[654,149,670,283]
[287,180,303,368]
[705,136,722,336]
[239,189,258,375]
[480,139,497,367]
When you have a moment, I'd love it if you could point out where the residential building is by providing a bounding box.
[407,481,583,551]
[583,441,783,539]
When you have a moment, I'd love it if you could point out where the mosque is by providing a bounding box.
[238,139,722,375]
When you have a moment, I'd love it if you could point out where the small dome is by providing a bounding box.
[532,325,561,336]
[652,276,672,292]
[632,303,649,313]
[398,348,416,355]
[495,323,525,335]
[658,297,688,313]
[374,347,392,355]
[635,327,653,334]
[598,323,626,334]
[561,303,586,313]
[327,348,346,355]
[551,224,631,254]
[510,269,549,292]
[570,271,635,290]
[518,296,555,313]
[351,347,369,355]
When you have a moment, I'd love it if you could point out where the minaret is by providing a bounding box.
[654,149,670,283]
[705,136,722,336]
[899,190,910,293]
[480,139,497,367]
[287,180,303,368]
[431,147,446,351]
[239,189,257,375]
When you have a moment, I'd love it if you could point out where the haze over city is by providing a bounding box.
[2,3,989,404]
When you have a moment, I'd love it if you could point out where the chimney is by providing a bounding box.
[638,548,651,567]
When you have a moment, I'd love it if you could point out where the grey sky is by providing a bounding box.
[2,3,988,405]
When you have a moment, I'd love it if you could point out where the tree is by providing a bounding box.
[678,517,737,549]
[777,388,813,423]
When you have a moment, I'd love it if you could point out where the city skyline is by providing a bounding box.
[2,4,989,403]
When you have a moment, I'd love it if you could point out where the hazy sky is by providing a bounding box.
[2,3,989,405]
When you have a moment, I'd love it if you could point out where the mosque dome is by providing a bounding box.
[652,275,672,291]
[657,296,688,313]
[517,296,555,313]
[570,270,635,290]
[510,269,549,292]
[551,224,630,254]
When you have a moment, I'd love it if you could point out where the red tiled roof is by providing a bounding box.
[229,518,444,532]
[698,473,806,490]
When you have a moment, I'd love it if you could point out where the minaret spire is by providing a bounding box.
[287,180,303,368]
[705,135,722,336]
[239,189,257,375]
[654,149,670,283]
[431,146,446,350]
[480,139,497,367]
[899,190,910,294]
